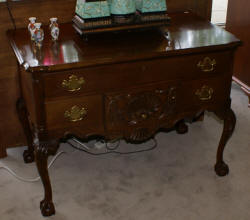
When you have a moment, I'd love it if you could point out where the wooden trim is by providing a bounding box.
[233,76,250,108]
[8,0,74,5]
[188,0,212,21]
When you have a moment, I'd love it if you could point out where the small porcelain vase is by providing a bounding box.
[28,17,36,41]
[34,23,44,47]
[50,18,60,41]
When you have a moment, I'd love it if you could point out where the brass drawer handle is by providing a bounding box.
[141,113,148,119]
[62,75,85,92]
[64,105,87,122]
[197,57,216,72]
[195,85,214,101]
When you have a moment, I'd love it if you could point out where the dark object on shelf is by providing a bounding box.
[72,12,171,35]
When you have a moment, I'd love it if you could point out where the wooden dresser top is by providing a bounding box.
[7,12,241,72]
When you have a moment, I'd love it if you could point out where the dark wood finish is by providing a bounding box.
[0,0,76,157]
[215,108,236,176]
[8,12,240,216]
[35,140,59,216]
[45,95,103,130]
[0,3,24,157]
[105,83,177,142]
[0,0,213,158]
[188,0,212,21]
[42,50,232,99]
[176,120,189,134]
[226,0,250,107]
[16,98,35,163]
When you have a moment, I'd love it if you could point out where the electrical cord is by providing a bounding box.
[0,151,69,182]
[0,138,157,182]
[6,0,16,31]
[67,138,158,156]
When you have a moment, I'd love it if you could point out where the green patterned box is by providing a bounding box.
[136,0,167,13]
[110,0,136,15]
[75,0,110,19]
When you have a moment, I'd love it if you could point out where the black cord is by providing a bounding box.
[67,138,158,156]
[6,0,16,31]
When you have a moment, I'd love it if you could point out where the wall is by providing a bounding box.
[0,0,76,157]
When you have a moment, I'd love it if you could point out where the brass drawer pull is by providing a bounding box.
[195,85,214,101]
[141,113,148,119]
[64,105,87,122]
[197,57,216,72]
[62,75,85,92]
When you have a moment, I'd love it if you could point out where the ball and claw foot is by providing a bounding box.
[215,161,229,177]
[23,150,34,163]
[40,200,55,217]
[176,121,188,134]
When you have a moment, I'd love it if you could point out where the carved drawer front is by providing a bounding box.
[43,51,231,99]
[45,95,103,131]
[105,83,178,142]
[179,76,232,111]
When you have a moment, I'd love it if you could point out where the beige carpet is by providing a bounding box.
[0,83,249,220]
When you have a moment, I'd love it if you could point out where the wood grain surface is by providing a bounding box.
[0,0,213,157]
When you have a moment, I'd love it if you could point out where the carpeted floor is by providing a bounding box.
[0,83,249,220]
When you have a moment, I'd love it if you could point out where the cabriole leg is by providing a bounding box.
[35,140,59,217]
[16,98,35,163]
[176,120,189,134]
[215,108,236,176]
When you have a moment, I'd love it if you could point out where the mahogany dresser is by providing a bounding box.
[8,12,241,216]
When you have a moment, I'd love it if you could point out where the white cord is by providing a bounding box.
[71,137,91,150]
[0,151,67,183]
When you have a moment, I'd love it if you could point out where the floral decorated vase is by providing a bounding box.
[50,18,60,41]
[33,23,44,47]
[28,17,36,41]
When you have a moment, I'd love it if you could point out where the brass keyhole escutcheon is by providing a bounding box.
[197,57,216,72]
[62,75,85,92]
[64,105,87,122]
[195,85,214,101]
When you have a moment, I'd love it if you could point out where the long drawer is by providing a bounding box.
[43,50,232,99]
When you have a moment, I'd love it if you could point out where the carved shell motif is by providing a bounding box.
[106,87,177,142]
[126,92,162,125]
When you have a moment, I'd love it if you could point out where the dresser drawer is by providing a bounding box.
[45,95,103,131]
[104,82,178,141]
[43,51,232,99]
[179,76,232,111]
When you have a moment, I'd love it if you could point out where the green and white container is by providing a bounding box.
[110,0,136,15]
[136,0,167,13]
[75,0,110,20]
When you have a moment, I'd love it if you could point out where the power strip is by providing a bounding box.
[71,138,106,150]
[94,140,106,149]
